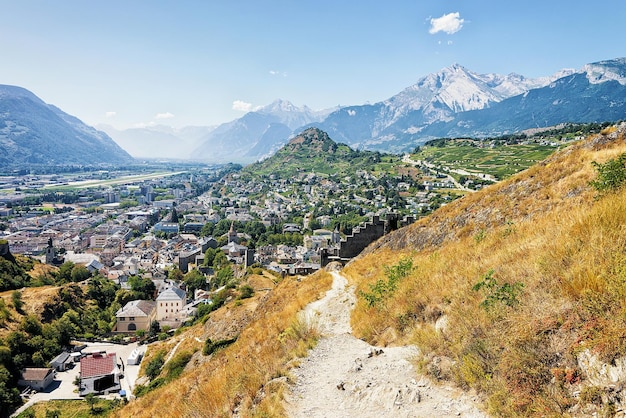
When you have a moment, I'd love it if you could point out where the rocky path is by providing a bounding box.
[284,270,486,418]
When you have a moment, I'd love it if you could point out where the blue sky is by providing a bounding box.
[0,1,623,130]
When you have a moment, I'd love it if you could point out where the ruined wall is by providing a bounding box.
[321,214,416,267]
[339,216,386,259]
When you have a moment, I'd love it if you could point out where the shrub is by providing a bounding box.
[144,351,165,380]
[165,351,193,379]
[238,284,254,299]
[203,337,237,356]
[589,153,626,194]
[360,257,415,307]
[472,270,524,310]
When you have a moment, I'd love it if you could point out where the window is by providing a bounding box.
[119,317,125,321]
[129,316,135,321]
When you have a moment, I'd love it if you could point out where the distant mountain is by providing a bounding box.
[98,124,214,159]
[309,58,626,152]
[0,85,134,167]
[191,100,336,164]
[102,57,626,164]
[306,64,558,151]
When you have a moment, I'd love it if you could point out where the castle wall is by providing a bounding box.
[321,214,415,267]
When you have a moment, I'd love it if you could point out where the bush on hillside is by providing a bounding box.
[590,152,626,194]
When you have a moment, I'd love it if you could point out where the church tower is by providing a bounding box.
[228,221,238,244]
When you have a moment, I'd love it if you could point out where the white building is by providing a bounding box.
[156,286,187,321]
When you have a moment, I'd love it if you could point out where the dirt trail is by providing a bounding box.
[284,270,486,418]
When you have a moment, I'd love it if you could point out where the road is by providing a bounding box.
[11,341,146,417]
[402,154,473,192]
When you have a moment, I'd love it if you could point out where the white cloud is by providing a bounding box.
[155,112,175,119]
[105,111,116,118]
[269,70,288,77]
[232,100,253,112]
[429,12,464,35]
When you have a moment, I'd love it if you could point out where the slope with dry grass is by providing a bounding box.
[344,124,626,416]
[113,270,332,418]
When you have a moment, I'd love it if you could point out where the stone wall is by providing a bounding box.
[321,214,415,267]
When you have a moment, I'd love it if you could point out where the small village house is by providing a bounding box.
[79,353,121,396]
[18,368,55,391]
[115,300,156,333]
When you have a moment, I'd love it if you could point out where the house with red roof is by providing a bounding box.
[79,353,121,396]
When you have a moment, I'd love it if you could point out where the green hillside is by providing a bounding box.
[242,127,399,178]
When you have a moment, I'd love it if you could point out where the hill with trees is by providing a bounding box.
[242,127,396,178]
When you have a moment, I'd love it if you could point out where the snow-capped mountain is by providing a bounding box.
[304,63,553,150]
[101,57,626,164]
[191,99,335,163]
[302,58,626,153]
[580,57,626,85]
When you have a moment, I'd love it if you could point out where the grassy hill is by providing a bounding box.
[346,123,626,416]
[107,123,626,417]
[241,127,399,178]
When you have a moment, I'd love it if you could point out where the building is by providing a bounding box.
[49,351,74,372]
[18,368,55,391]
[156,286,187,322]
[153,222,180,235]
[79,353,121,396]
[115,300,156,333]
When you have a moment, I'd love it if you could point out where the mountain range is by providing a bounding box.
[109,57,625,162]
[1,58,625,166]
[0,85,133,168]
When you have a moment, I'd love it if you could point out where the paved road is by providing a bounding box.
[11,341,146,417]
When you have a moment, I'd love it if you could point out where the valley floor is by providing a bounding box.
[284,270,485,417]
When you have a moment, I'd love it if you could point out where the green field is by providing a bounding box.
[42,171,187,191]
[412,141,557,180]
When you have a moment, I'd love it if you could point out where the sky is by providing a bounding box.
[0,1,624,130]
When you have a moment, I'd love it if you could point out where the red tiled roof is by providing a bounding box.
[80,353,117,379]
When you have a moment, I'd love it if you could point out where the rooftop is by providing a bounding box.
[80,353,118,379]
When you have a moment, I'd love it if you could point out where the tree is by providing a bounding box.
[88,276,119,309]
[149,320,161,337]
[84,393,97,412]
[56,261,75,283]
[184,269,206,295]
[200,222,214,237]
[11,290,23,313]
[70,265,91,282]
[203,248,217,267]
[167,268,184,283]
[212,251,229,270]
[0,366,20,412]
[128,276,156,300]
[170,206,179,223]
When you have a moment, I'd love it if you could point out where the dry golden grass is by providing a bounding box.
[345,126,626,415]
[113,270,332,418]
[0,285,63,336]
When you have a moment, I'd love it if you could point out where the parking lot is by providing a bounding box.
[11,341,145,417]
